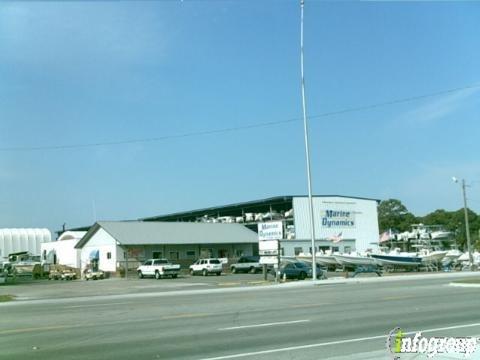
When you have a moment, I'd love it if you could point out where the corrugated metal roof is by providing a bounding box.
[75,221,258,248]
[140,195,380,222]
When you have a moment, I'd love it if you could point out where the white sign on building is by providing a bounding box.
[259,240,279,256]
[293,196,379,253]
[257,221,283,241]
[259,256,279,265]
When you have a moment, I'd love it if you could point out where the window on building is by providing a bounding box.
[332,247,340,252]
[344,246,352,254]
[218,249,228,258]
[294,247,303,256]
[107,252,112,259]
[319,246,330,252]
[280,248,285,256]
[42,250,47,261]
[152,251,162,259]
[186,250,196,258]
[201,249,213,258]
[235,249,243,257]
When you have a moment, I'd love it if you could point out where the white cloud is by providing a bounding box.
[397,86,479,126]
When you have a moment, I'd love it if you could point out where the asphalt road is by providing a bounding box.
[1,276,480,360]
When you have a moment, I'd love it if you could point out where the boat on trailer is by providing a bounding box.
[296,252,339,267]
[315,252,339,267]
[333,253,377,267]
[370,251,422,267]
[418,250,448,263]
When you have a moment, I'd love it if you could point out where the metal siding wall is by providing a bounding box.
[293,197,379,252]
[0,229,52,257]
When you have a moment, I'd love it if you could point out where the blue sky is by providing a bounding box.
[0,0,479,233]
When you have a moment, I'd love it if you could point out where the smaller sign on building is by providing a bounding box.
[258,221,283,241]
[258,239,279,266]
[259,240,279,256]
[259,256,279,265]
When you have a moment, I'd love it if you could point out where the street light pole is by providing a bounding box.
[461,179,474,268]
[453,177,474,269]
[300,0,317,280]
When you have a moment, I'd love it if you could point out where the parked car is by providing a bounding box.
[137,259,181,279]
[230,256,262,274]
[60,270,77,280]
[271,261,326,280]
[49,265,78,281]
[49,269,62,280]
[189,258,222,276]
[84,269,104,280]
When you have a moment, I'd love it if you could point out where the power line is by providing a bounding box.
[1,83,478,152]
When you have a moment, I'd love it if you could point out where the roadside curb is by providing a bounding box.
[2,271,479,307]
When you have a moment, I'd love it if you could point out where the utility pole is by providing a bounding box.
[300,0,317,281]
[453,177,474,269]
[460,179,474,269]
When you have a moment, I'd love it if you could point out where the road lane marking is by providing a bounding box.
[162,313,210,320]
[218,282,241,286]
[202,322,480,359]
[0,325,74,335]
[289,303,331,309]
[0,312,213,335]
[64,302,131,309]
[382,295,415,301]
[218,319,310,331]
[449,283,480,288]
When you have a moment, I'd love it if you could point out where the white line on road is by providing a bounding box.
[218,320,311,331]
[64,302,131,309]
[202,322,480,359]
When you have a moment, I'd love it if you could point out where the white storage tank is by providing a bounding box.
[0,228,52,258]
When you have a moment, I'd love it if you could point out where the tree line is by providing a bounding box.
[378,199,480,250]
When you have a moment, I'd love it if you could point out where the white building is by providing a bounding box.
[288,196,379,254]
[40,231,86,268]
[74,221,259,274]
[141,195,380,256]
[0,228,51,259]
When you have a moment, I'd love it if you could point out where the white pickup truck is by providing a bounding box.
[137,259,181,279]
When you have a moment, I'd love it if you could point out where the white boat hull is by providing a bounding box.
[333,254,376,266]
[444,250,462,260]
[315,256,339,266]
[297,254,339,266]
[420,251,448,263]
[371,254,422,267]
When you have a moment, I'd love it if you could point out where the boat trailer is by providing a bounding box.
[346,265,382,278]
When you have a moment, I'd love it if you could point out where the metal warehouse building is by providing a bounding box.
[141,195,380,256]
[0,228,52,259]
[74,221,259,273]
